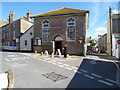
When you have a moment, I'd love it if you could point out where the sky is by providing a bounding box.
[1,1,119,39]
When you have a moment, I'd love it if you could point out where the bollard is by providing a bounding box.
[34,51,38,55]
[41,52,43,56]
[66,54,70,60]
[44,50,49,55]
[52,53,54,58]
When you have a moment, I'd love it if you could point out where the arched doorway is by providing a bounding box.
[54,36,63,54]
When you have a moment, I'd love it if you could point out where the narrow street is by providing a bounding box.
[1,51,120,88]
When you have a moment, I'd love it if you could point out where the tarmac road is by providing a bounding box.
[1,51,119,88]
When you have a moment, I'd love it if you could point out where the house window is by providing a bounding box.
[7,33,8,38]
[30,32,32,36]
[42,20,50,42]
[3,34,5,38]
[3,27,5,31]
[67,18,76,41]
[13,22,15,27]
[25,40,27,45]
[7,25,9,29]
[13,31,15,38]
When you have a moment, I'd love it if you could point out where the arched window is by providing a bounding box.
[42,20,50,41]
[34,37,41,46]
[67,18,76,41]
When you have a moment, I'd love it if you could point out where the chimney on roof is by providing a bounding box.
[27,10,31,21]
[8,11,14,23]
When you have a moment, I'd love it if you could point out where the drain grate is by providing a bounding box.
[42,72,68,82]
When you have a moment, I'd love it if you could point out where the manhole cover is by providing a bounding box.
[42,72,68,82]
[19,62,25,64]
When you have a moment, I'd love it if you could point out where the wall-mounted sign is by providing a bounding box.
[54,25,62,30]
[117,40,120,44]
[78,39,83,43]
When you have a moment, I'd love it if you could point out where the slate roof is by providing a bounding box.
[31,7,89,18]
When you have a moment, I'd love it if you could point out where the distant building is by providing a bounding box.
[0,20,8,27]
[112,14,120,59]
[1,10,33,51]
[31,7,89,55]
[98,33,107,53]
[86,37,92,46]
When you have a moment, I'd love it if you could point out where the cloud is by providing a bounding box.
[95,31,107,36]
[112,9,120,14]
[95,27,106,31]
[94,27,107,38]
[95,32,101,36]
[104,21,107,24]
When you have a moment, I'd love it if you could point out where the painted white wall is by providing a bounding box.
[112,33,120,58]
[20,26,34,51]
[112,34,116,56]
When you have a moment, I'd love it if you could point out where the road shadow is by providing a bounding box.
[66,58,119,88]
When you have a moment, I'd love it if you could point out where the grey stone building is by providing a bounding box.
[31,7,89,55]
[98,33,107,53]
[1,10,33,51]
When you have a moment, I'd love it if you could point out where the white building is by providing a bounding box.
[112,14,120,59]
[93,35,102,47]
[20,25,34,51]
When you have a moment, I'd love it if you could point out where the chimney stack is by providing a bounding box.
[8,11,14,23]
[27,10,31,21]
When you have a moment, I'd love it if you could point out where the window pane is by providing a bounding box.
[67,26,75,41]
[42,20,50,41]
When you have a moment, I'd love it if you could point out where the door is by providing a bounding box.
[55,41,62,54]
[54,36,63,54]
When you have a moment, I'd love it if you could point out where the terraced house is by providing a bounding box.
[31,7,89,55]
[2,10,33,51]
